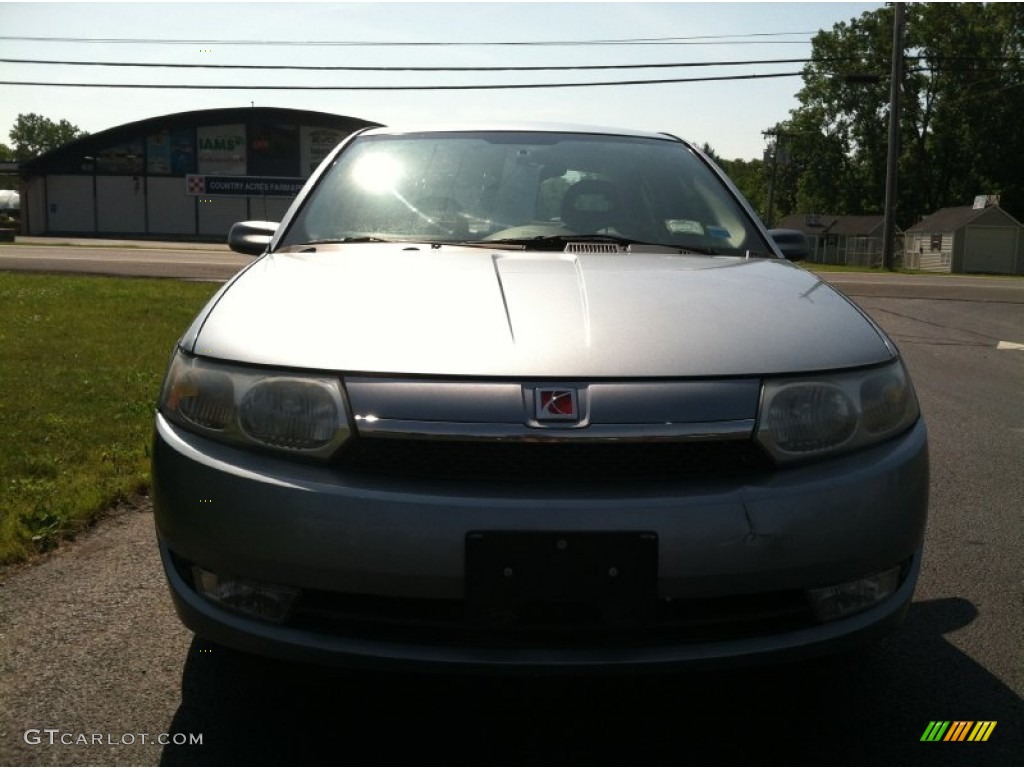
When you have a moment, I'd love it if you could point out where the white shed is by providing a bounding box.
[905,204,1023,275]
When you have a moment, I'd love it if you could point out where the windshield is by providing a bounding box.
[279,131,770,255]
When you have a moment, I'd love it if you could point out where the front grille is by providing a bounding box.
[288,589,817,648]
[336,437,771,484]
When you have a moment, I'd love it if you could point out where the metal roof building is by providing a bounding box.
[17,107,380,241]
[774,214,898,268]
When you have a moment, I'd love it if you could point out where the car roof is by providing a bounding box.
[357,122,687,144]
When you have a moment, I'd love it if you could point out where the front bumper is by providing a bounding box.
[153,414,928,671]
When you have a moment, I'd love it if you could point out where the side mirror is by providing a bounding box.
[228,220,279,256]
[767,229,809,262]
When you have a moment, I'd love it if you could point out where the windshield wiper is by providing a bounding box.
[305,236,394,245]
[484,234,719,255]
[277,236,396,252]
[433,239,526,250]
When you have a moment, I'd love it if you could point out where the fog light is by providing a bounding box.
[192,567,299,624]
[807,566,901,622]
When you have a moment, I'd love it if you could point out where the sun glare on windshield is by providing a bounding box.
[351,152,404,194]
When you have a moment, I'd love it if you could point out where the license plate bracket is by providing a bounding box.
[465,531,658,627]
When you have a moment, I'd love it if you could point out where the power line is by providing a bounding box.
[0,72,805,91]
[0,56,833,72]
[0,32,818,48]
[2,55,1013,75]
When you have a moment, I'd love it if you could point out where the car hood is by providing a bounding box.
[188,245,892,377]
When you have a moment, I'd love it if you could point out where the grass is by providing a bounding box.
[0,273,220,565]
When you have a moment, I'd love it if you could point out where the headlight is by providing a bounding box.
[755,359,919,464]
[159,349,351,460]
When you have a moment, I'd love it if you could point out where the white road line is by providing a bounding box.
[996,341,1024,350]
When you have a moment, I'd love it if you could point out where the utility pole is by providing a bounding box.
[881,2,905,271]
[762,129,791,228]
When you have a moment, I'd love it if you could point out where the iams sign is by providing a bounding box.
[199,137,243,152]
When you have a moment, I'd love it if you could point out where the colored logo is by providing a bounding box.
[535,388,579,421]
[920,721,997,742]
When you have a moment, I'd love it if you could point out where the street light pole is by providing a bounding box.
[881,2,905,271]
[763,129,794,228]
[764,135,780,228]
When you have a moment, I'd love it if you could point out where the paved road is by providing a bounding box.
[2,238,1023,300]
[1,248,1021,766]
[0,242,248,281]
[821,271,1024,303]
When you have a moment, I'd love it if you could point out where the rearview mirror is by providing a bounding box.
[767,229,809,261]
[228,220,279,256]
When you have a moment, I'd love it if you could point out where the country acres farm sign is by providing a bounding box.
[186,174,306,198]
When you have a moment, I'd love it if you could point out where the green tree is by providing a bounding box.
[718,156,769,221]
[699,143,770,222]
[697,142,723,165]
[776,4,1024,224]
[8,113,88,160]
[0,143,16,191]
[907,3,1024,218]
[777,5,899,220]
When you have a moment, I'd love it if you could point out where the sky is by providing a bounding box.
[0,1,884,161]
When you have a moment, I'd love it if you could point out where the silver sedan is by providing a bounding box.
[153,124,928,671]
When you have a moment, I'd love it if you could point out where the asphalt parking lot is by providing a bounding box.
[1,243,1021,766]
